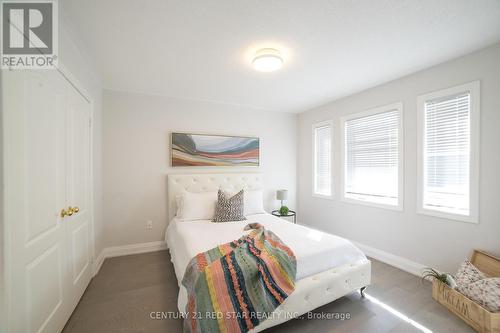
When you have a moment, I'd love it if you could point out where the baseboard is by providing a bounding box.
[91,237,425,278]
[352,241,426,277]
[93,241,168,276]
[93,250,107,276]
[298,223,427,277]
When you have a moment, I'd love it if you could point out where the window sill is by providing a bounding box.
[312,193,334,200]
[417,208,478,224]
[341,196,403,211]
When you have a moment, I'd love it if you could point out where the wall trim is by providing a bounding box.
[93,241,168,276]
[91,237,426,279]
[298,222,428,277]
[299,223,428,277]
[93,249,107,276]
[352,241,426,277]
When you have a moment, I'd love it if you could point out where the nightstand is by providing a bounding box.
[271,210,296,224]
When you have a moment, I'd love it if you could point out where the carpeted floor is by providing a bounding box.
[62,250,474,333]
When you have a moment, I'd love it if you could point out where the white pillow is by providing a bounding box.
[244,189,266,216]
[216,188,266,216]
[460,277,500,312]
[176,191,217,221]
[175,194,184,217]
[455,260,487,293]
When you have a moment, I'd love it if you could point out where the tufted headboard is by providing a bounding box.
[167,173,263,220]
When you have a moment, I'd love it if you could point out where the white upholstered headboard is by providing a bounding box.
[167,173,263,220]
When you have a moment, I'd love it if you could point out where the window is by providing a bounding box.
[417,81,479,223]
[313,121,332,197]
[341,103,403,209]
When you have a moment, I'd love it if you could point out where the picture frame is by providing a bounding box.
[171,132,260,167]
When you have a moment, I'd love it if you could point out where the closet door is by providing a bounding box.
[65,84,92,310]
[4,70,70,333]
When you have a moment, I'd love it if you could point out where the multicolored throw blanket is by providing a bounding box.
[182,223,297,333]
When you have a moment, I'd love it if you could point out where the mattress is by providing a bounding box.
[165,213,367,312]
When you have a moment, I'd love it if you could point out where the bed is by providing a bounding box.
[165,173,371,332]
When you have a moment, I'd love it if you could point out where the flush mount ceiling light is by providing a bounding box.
[252,48,283,72]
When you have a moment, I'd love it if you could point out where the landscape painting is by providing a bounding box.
[171,133,260,167]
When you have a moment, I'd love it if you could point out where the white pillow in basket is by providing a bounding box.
[460,278,500,312]
[455,260,487,293]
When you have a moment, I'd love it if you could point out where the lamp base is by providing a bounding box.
[279,205,289,215]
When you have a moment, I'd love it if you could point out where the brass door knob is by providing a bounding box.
[69,206,80,214]
[60,208,74,218]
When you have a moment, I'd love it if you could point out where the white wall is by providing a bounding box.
[298,43,500,273]
[60,6,104,256]
[102,90,298,247]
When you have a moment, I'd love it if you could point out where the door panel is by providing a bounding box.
[24,73,66,243]
[66,84,92,307]
[5,69,69,333]
[71,222,89,284]
[5,68,93,333]
[71,96,89,211]
[26,244,63,333]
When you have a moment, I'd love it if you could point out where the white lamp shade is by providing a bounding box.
[276,189,288,201]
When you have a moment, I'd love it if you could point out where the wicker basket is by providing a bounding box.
[432,250,500,333]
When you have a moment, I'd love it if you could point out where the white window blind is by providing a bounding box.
[313,123,332,196]
[344,108,400,206]
[423,92,471,216]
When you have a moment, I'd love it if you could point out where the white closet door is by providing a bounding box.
[65,84,92,310]
[4,70,70,333]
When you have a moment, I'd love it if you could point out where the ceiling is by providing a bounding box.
[62,0,500,113]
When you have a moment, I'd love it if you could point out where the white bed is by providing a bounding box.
[166,173,371,332]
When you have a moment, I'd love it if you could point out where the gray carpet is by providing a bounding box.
[62,250,474,333]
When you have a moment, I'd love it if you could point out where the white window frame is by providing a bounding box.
[340,103,404,211]
[312,120,334,199]
[417,81,480,223]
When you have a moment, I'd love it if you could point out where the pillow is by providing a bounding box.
[244,189,266,216]
[176,191,217,221]
[175,194,184,217]
[212,189,246,222]
[455,260,487,293]
[460,278,500,312]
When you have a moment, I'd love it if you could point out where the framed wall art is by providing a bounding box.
[171,132,260,167]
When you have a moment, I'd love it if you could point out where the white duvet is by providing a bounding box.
[165,213,367,312]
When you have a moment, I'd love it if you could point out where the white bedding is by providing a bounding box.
[165,213,367,312]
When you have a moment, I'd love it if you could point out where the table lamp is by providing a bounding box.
[276,189,289,214]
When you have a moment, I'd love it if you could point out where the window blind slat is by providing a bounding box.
[423,92,471,215]
[314,124,332,196]
[344,109,400,206]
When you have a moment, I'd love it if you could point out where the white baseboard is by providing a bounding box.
[93,250,106,276]
[298,223,428,277]
[91,237,426,278]
[352,241,426,277]
[93,241,168,276]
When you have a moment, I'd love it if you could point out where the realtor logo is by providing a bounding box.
[1,0,58,69]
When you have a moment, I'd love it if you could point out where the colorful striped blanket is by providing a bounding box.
[181,223,297,333]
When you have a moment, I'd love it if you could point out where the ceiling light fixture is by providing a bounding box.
[252,48,283,72]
